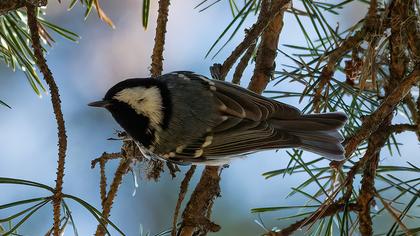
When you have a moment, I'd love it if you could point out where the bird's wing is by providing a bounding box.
[170,72,301,120]
[205,119,299,156]
[210,79,301,121]
[162,72,302,163]
[170,118,299,162]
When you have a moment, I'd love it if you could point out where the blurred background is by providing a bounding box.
[0,1,418,235]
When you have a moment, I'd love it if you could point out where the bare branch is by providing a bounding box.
[172,166,197,236]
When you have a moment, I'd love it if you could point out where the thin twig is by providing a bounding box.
[232,38,256,85]
[388,124,418,134]
[219,0,291,79]
[99,158,107,205]
[91,152,121,169]
[374,192,413,236]
[312,28,372,112]
[26,4,68,236]
[172,166,197,236]
[150,0,171,77]
[95,158,131,236]
[166,162,181,178]
[403,93,418,122]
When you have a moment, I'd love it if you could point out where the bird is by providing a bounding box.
[89,71,347,165]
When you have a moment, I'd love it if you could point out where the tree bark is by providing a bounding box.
[0,0,46,16]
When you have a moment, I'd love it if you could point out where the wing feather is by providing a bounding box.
[204,120,299,157]
[212,80,301,120]
[214,93,246,118]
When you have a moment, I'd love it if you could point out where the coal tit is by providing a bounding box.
[89,71,347,165]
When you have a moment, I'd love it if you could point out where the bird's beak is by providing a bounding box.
[88,100,112,108]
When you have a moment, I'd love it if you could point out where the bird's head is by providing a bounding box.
[88,78,171,146]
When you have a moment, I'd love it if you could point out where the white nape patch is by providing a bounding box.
[114,86,163,129]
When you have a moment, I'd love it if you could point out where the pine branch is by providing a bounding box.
[374,192,413,236]
[312,0,382,112]
[95,157,131,236]
[267,203,360,236]
[150,0,171,77]
[357,131,384,236]
[26,4,68,236]
[343,69,419,162]
[91,153,123,207]
[172,166,196,236]
[219,0,291,80]
[232,37,256,85]
[0,0,46,16]
[388,124,418,134]
[179,166,221,236]
[248,0,286,94]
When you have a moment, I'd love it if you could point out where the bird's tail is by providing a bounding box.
[270,112,347,160]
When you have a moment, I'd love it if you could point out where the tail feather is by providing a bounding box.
[300,137,345,161]
[270,112,347,161]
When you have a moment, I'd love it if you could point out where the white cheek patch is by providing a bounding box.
[113,86,163,129]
